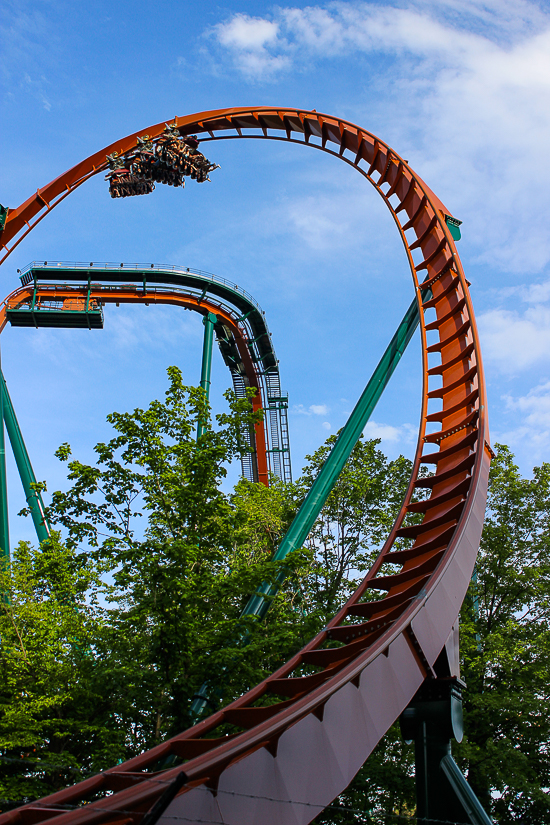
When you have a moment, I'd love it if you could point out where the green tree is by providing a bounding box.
[14,376,550,824]
[44,368,296,745]
[0,537,123,807]
[319,444,550,824]
[1,366,417,814]
[296,435,413,619]
[0,369,283,805]
[456,444,550,823]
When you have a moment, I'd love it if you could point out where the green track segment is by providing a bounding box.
[0,370,51,548]
[243,291,426,620]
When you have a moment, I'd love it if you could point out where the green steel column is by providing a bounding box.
[244,291,426,619]
[0,362,9,564]
[197,312,216,440]
[191,291,428,719]
[0,370,50,546]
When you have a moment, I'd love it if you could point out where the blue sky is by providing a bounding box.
[2,0,550,546]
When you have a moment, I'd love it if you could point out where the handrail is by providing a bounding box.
[18,261,264,315]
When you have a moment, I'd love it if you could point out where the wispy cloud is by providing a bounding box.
[310,403,329,415]
[363,420,416,444]
[210,13,290,80]
[22,73,51,111]
[478,306,550,373]
[1,3,56,108]
[26,306,201,370]
[285,194,351,250]
[207,2,548,79]
[477,273,550,373]
[496,381,550,464]
[206,1,550,273]
[292,403,329,415]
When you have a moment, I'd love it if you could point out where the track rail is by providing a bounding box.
[1,263,292,485]
[0,108,491,825]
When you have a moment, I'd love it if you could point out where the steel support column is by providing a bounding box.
[1,370,50,547]
[244,291,427,619]
[0,359,9,564]
[197,311,216,440]
[191,292,426,718]
[400,680,493,825]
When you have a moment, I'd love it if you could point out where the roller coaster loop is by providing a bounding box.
[0,108,492,825]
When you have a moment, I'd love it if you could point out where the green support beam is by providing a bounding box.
[190,290,427,717]
[0,362,9,565]
[197,312,216,440]
[244,290,426,619]
[1,370,50,548]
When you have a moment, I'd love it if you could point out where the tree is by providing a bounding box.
[455,445,550,823]
[1,369,288,804]
[0,372,415,809]
[43,368,300,746]
[0,536,124,808]
[295,435,413,619]
[318,444,550,824]
[8,371,549,824]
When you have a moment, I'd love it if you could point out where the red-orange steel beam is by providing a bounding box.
[0,109,491,825]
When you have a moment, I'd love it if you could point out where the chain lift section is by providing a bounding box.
[0,109,491,825]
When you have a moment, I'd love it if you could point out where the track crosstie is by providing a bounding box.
[0,108,491,825]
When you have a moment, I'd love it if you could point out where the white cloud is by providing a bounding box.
[216,14,279,50]
[207,1,550,272]
[211,14,290,80]
[505,381,550,426]
[523,280,550,304]
[363,420,401,442]
[362,420,418,445]
[310,403,329,415]
[495,381,550,463]
[292,403,330,416]
[285,195,350,250]
[478,305,550,372]
[22,72,51,112]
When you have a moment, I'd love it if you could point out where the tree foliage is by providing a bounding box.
[2,374,549,823]
[455,445,550,823]
[296,435,413,617]
[0,370,411,810]
[0,537,123,805]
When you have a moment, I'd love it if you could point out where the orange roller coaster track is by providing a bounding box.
[0,108,491,825]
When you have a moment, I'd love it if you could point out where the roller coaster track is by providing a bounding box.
[0,108,491,825]
[0,261,292,486]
